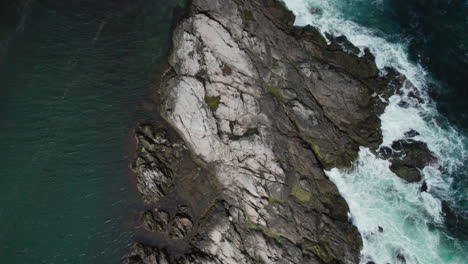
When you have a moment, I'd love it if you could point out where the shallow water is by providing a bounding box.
[283,0,467,263]
[0,0,185,262]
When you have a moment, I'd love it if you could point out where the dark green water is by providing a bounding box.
[328,0,468,132]
[0,0,185,262]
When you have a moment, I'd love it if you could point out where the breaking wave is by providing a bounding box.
[283,0,468,263]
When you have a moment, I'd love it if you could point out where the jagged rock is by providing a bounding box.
[125,0,409,263]
[421,181,428,192]
[404,129,420,138]
[380,138,437,182]
[325,33,360,56]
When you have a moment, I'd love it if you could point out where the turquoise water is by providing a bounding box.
[0,0,185,262]
[283,0,467,263]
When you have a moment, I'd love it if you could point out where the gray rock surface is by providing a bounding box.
[125,0,404,263]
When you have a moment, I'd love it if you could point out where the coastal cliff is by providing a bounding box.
[125,0,408,263]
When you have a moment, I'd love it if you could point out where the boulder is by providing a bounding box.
[380,135,437,182]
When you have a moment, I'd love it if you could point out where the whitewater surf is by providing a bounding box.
[282,0,467,263]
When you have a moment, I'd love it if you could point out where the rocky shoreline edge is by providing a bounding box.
[124,1,436,263]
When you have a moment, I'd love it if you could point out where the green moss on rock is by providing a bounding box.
[272,57,279,69]
[244,210,282,243]
[304,240,335,263]
[265,72,286,101]
[267,85,284,101]
[205,96,221,111]
[242,10,254,21]
[304,137,335,169]
[291,182,312,203]
[267,196,285,204]
[262,227,282,242]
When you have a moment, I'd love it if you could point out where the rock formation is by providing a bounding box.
[379,130,437,183]
[125,0,408,263]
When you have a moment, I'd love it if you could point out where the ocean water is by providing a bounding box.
[283,0,467,263]
[0,0,185,263]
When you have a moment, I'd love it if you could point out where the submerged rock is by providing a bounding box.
[404,129,420,138]
[396,252,407,263]
[309,7,322,16]
[126,0,410,263]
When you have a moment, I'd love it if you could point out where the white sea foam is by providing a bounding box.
[283,0,467,263]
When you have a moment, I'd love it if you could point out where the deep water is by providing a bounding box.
[318,0,468,133]
[383,0,468,132]
[284,0,467,263]
[0,0,185,263]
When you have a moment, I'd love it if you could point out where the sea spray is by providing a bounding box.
[328,149,445,264]
[282,0,468,263]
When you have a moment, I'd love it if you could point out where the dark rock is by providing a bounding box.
[393,140,437,169]
[325,33,360,56]
[378,226,383,232]
[404,129,420,138]
[263,0,295,30]
[398,100,410,108]
[170,215,193,239]
[408,90,423,103]
[380,139,437,182]
[391,165,422,182]
[421,180,428,192]
[363,48,376,61]
[393,74,423,104]
[396,252,407,263]
[292,25,327,48]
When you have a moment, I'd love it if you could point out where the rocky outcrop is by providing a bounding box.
[379,130,437,183]
[125,0,404,263]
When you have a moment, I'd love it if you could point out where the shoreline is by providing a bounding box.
[123,0,438,263]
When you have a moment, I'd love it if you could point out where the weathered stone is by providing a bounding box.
[325,33,360,56]
[125,0,410,263]
[380,138,437,183]
[391,165,422,182]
